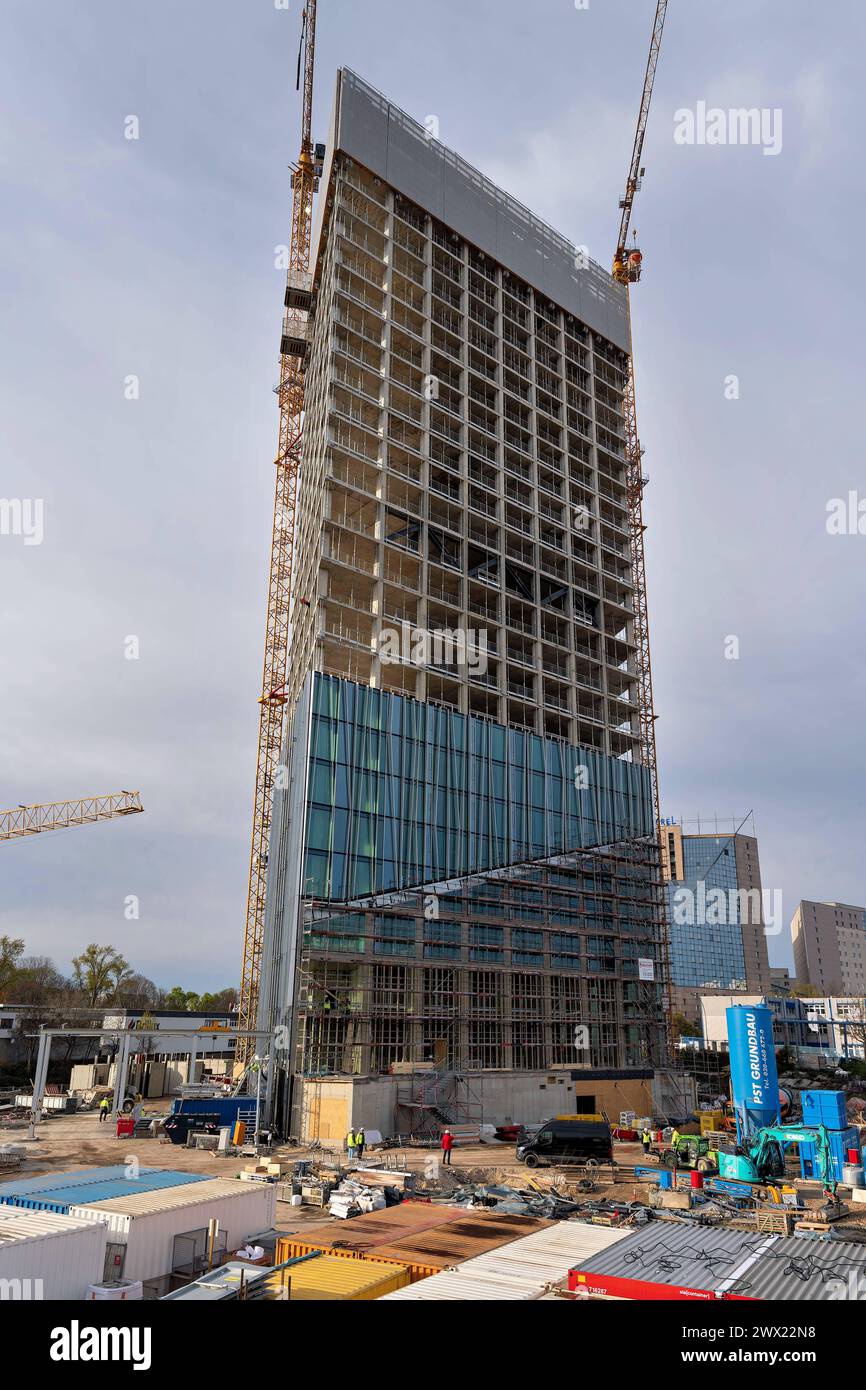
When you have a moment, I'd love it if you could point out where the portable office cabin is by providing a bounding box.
[0,1207,108,1300]
[67,1178,276,1284]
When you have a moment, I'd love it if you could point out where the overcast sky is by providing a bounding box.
[2,0,864,989]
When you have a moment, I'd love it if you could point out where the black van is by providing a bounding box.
[515,1118,612,1168]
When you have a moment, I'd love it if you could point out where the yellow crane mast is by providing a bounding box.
[611,0,668,831]
[238,3,320,1066]
[611,1,671,1049]
[0,791,143,841]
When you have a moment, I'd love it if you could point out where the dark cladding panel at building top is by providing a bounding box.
[441,151,501,265]
[386,106,447,219]
[335,67,390,180]
[331,68,630,353]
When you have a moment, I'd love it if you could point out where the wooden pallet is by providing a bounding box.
[755,1207,796,1236]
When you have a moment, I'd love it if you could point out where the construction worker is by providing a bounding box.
[98,1096,110,1123]
[346,1128,357,1161]
[670,1127,681,1164]
[641,1125,652,1156]
[441,1128,454,1166]
[355,1127,366,1160]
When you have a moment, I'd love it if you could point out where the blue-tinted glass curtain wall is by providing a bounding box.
[304,674,654,900]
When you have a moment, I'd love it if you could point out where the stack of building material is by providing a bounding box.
[379,1220,629,1300]
[0,1166,208,1214]
[328,1178,387,1218]
[346,1167,414,1192]
[0,1206,108,1299]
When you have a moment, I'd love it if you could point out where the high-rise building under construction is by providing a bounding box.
[259,70,669,1138]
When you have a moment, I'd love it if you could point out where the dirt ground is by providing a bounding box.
[4,1108,865,1237]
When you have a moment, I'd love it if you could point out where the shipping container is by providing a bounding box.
[568,1223,766,1300]
[379,1221,630,1300]
[275,1203,468,1260]
[0,1165,208,1214]
[381,1269,540,1300]
[369,1211,552,1273]
[274,1239,444,1284]
[276,1208,550,1283]
[67,1178,276,1284]
[170,1096,258,1127]
[161,1260,272,1301]
[266,1253,409,1300]
[799,1126,860,1182]
[801,1089,848,1131]
[0,1206,107,1300]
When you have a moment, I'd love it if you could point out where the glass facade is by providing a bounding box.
[304,673,653,900]
[667,835,747,991]
[261,673,668,1078]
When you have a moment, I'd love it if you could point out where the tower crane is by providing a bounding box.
[238,3,320,1065]
[611,0,667,831]
[0,791,143,841]
[611,1,670,1047]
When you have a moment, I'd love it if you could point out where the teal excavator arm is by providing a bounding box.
[748,1124,837,1197]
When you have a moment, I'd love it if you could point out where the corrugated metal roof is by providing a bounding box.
[377,1221,630,1300]
[449,1220,630,1295]
[72,1177,259,1217]
[267,1253,409,1300]
[381,1270,540,1300]
[722,1236,866,1302]
[0,1207,107,1245]
[0,1166,207,1213]
[572,1224,774,1297]
[278,1203,468,1253]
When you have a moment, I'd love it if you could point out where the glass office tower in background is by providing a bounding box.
[661,820,771,1024]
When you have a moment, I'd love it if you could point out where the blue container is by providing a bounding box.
[0,1166,207,1214]
[727,1005,780,1139]
[798,1126,859,1183]
[658,1170,673,1190]
[801,1089,847,1130]
[170,1096,256,1126]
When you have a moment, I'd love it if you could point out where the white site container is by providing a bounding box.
[381,1269,541,1300]
[67,1178,276,1284]
[0,1206,107,1300]
[379,1223,631,1301]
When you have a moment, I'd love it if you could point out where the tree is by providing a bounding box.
[71,944,133,1006]
[837,998,866,1058]
[164,986,201,1012]
[13,955,67,1004]
[114,972,162,1010]
[791,983,821,998]
[199,988,238,1013]
[0,936,25,995]
[671,1012,701,1040]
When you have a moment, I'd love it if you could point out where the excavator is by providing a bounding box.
[715,1123,838,1198]
[665,1122,838,1200]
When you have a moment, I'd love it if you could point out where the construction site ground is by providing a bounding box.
[5,1107,866,1238]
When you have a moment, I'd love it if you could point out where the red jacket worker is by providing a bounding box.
[441,1129,454,1166]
